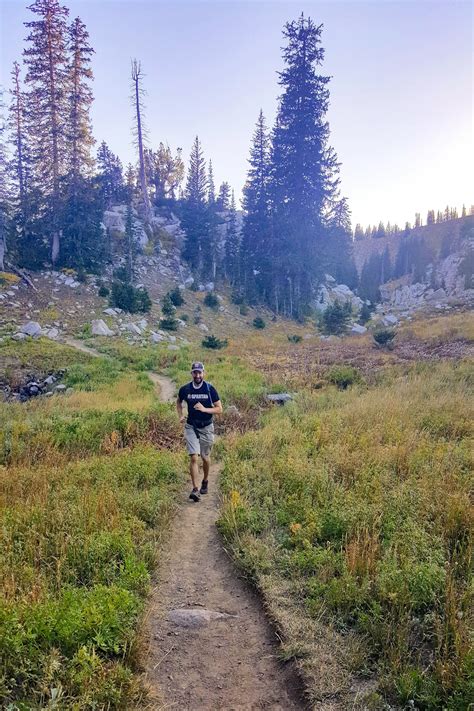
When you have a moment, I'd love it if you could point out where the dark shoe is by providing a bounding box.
[200,479,208,495]
[189,487,200,502]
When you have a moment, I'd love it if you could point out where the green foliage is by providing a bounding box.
[203,291,219,309]
[359,302,373,324]
[239,304,249,316]
[109,282,151,313]
[322,300,352,335]
[168,287,185,307]
[202,334,228,350]
[253,316,266,329]
[159,317,178,331]
[161,293,176,317]
[287,334,302,343]
[373,328,396,347]
[179,313,189,322]
[231,290,244,305]
[98,284,109,297]
[327,365,362,389]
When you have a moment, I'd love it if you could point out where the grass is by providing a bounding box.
[0,338,186,708]
[218,359,473,709]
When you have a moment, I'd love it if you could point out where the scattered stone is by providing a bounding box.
[168,344,180,351]
[382,314,398,326]
[45,327,59,340]
[351,324,367,334]
[150,332,164,343]
[103,308,118,317]
[20,321,42,337]
[13,332,27,341]
[198,323,209,333]
[168,335,177,343]
[91,319,114,336]
[43,375,57,386]
[54,384,67,393]
[266,393,293,405]
[124,323,142,335]
[168,609,237,628]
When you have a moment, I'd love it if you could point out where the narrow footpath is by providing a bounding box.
[62,337,304,709]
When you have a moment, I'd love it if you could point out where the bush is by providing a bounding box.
[204,291,219,309]
[109,282,151,313]
[168,287,185,307]
[98,284,109,298]
[373,328,396,348]
[287,334,302,343]
[202,335,228,349]
[179,313,189,322]
[359,302,373,324]
[161,294,176,318]
[231,291,244,305]
[239,304,249,316]
[253,317,266,329]
[160,317,178,331]
[327,365,362,389]
[322,300,352,335]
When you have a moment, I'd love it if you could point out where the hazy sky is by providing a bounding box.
[1,0,472,229]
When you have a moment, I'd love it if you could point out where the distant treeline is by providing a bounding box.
[354,205,474,241]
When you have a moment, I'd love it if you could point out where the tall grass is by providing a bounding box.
[0,338,186,708]
[218,360,473,709]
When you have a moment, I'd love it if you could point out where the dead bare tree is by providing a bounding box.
[130,59,152,223]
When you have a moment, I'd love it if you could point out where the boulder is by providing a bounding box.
[45,327,59,340]
[198,323,209,333]
[91,319,114,337]
[124,323,142,335]
[351,324,367,334]
[168,344,180,351]
[20,321,42,337]
[13,332,27,341]
[150,332,164,343]
[383,314,398,326]
[266,393,293,405]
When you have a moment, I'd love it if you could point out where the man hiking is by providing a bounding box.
[177,362,222,502]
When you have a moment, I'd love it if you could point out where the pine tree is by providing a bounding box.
[181,136,208,272]
[23,0,70,265]
[144,143,184,203]
[207,160,216,205]
[414,213,421,228]
[0,90,10,270]
[224,190,240,284]
[130,59,151,222]
[270,14,344,315]
[461,204,467,218]
[241,109,272,303]
[66,17,94,183]
[375,221,386,238]
[426,210,435,224]
[358,253,382,303]
[216,181,231,211]
[96,141,124,206]
[353,223,364,241]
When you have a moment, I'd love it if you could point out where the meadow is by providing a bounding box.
[218,359,473,709]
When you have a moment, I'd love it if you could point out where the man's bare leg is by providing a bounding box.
[189,454,199,489]
[201,454,210,481]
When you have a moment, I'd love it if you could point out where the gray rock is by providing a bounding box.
[124,323,142,335]
[45,327,59,340]
[150,332,164,343]
[226,405,240,415]
[43,375,57,386]
[198,323,209,333]
[13,332,27,341]
[383,314,398,326]
[204,282,215,292]
[54,384,67,393]
[168,344,180,351]
[168,608,237,628]
[168,335,177,343]
[91,319,114,337]
[351,324,367,334]
[103,308,118,317]
[266,393,293,405]
[20,321,42,337]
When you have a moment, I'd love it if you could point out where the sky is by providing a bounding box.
[1,0,472,229]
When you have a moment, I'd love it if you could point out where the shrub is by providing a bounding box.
[287,334,302,343]
[204,291,219,309]
[109,282,151,313]
[98,284,109,298]
[253,317,266,329]
[231,291,244,305]
[359,302,373,324]
[168,287,185,307]
[160,317,178,331]
[322,300,352,335]
[327,365,362,389]
[179,313,189,322]
[373,328,396,347]
[202,335,228,349]
[239,304,249,316]
[161,294,176,318]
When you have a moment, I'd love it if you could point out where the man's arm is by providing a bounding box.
[176,396,186,423]
[193,399,223,415]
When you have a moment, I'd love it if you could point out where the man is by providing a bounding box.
[177,362,222,502]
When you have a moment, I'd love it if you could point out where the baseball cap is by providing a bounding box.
[191,361,204,372]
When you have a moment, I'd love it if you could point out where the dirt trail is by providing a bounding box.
[63,337,304,709]
[61,338,175,402]
[143,465,304,711]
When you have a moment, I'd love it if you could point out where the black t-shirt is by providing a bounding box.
[178,381,220,427]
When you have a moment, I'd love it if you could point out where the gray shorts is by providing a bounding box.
[184,422,215,457]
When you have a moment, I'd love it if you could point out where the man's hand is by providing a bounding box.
[194,402,207,412]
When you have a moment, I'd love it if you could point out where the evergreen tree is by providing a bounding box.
[181,136,208,273]
[380,245,392,283]
[66,17,94,184]
[270,14,341,314]
[353,223,364,240]
[224,190,240,284]
[326,196,358,289]
[414,212,421,228]
[241,109,272,303]
[96,141,124,206]
[461,204,466,218]
[144,143,183,203]
[216,181,231,211]
[207,160,216,205]
[23,0,70,265]
[375,221,386,238]
[358,253,382,303]
[0,90,10,270]
[426,209,435,224]
[204,159,219,279]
